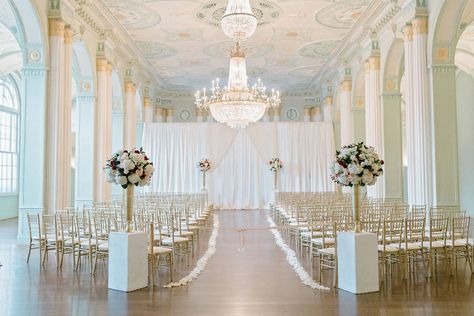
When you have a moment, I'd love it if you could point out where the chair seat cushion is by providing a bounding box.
[161,237,189,245]
[319,247,336,255]
[150,246,172,255]
[378,244,399,252]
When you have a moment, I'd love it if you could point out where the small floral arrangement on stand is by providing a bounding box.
[330,142,383,232]
[268,157,283,190]
[268,157,283,172]
[198,158,212,172]
[104,148,155,232]
[198,158,211,190]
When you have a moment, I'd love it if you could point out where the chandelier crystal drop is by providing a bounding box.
[195,43,281,129]
[220,0,258,41]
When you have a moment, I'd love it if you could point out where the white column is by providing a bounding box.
[303,108,311,122]
[143,97,153,123]
[75,96,95,206]
[124,81,137,149]
[404,24,416,204]
[323,97,333,122]
[45,19,66,213]
[94,59,113,202]
[408,17,432,205]
[166,109,174,122]
[340,80,353,146]
[18,68,47,243]
[196,107,204,122]
[365,56,385,198]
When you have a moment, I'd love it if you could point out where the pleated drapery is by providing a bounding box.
[142,122,335,209]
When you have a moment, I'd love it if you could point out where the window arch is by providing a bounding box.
[0,76,19,193]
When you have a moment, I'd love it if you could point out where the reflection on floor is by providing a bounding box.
[1,210,474,315]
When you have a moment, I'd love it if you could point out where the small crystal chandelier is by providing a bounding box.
[221,0,258,41]
[195,43,281,128]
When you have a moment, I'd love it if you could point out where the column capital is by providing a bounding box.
[342,80,352,91]
[166,108,174,116]
[48,18,65,37]
[412,16,428,35]
[106,63,113,75]
[96,58,108,72]
[124,81,136,93]
[273,106,281,116]
[155,107,164,115]
[303,107,311,116]
[403,23,413,42]
[324,96,333,106]
[364,60,370,73]
[143,96,152,107]
[310,107,321,116]
[369,56,380,70]
[64,26,73,44]
[196,107,204,116]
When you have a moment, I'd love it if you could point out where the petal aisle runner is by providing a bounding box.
[164,214,219,288]
[266,215,330,291]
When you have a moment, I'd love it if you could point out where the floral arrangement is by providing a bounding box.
[198,158,211,172]
[104,148,155,189]
[330,142,384,187]
[269,158,283,172]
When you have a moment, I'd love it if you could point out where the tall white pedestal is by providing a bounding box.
[337,232,379,294]
[108,231,148,292]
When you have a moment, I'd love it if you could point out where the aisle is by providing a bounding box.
[151,210,335,315]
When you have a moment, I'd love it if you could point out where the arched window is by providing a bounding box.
[0,76,19,193]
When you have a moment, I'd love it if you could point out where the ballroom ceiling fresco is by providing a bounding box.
[103,0,371,92]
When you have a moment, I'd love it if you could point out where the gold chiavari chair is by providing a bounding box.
[402,218,426,278]
[423,217,449,277]
[318,222,340,287]
[56,214,77,269]
[41,214,58,266]
[148,222,173,285]
[378,219,404,279]
[448,216,472,275]
[26,213,43,264]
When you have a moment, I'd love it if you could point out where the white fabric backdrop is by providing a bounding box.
[142,122,335,209]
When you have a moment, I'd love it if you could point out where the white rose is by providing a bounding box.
[118,176,128,186]
[144,164,155,176]
[128,173,140,184]
[131,153,145,164]
[361,172,373,185]
[348,163,363,175]
[120,159,135,174]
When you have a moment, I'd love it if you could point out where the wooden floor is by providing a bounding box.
[1,210,474,316]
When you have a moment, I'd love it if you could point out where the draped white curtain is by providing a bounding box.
[142,122,335,209]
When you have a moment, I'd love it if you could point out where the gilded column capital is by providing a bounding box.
[124,81,136,93]
[364,60,370,73]
[369,56,380,70]
[403,24,413,42]
[324,96,333,106]
[106,63,113,75]
[96,58,108,72]
[412,16,428,35]
[166,109,174,116]
[143,97,152,107]
[64,26,73,44]
[48,18,65,37]
[155,107,163,115]
[303,107,311,116]
[196,107,204,116]
[273,107,281,116]
[342,80,352,91]
[310,107,321,116]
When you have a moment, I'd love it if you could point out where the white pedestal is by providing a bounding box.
[337,232,379,294]
[108,231,148,292]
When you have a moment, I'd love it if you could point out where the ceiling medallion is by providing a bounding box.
[221,0,257,41]
[315,0,369,29]
[106,0,161,30]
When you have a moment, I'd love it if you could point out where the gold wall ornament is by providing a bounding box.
[342,80,352,91]
[412,17,428,35]
[403,24,413,42]
[435,47,449,61]
[369,56,380,70]
[96,58,108,72]
[385,79,396,91]
[48,18,65,37]
[64,26,73,44]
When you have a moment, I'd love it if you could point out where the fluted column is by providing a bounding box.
[408,16,432,205]
[323,97,333,122]
[143,97,153,123]
[124,81,136,148]
[93,59,112,202]
[45,18,66,213]
[365,56,384,198]
[340,79,353,146]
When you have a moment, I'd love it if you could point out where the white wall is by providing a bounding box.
[456,70,474,214]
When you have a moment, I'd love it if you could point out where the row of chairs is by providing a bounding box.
[26,193,212,285]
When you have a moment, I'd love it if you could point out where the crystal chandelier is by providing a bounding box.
[221,0,258,41]
[195,43,280,128]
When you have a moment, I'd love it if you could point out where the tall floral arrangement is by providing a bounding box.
[268,158,283,172]
[104,148,155,188]
[198,158,211,172]
[330,142,384,187]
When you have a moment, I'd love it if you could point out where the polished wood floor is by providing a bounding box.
[1,210,474,316]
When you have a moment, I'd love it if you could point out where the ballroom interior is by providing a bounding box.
[1,0,474,315]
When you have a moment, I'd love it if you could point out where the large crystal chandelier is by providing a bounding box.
[195,43,281,128]
[221,0,258,41]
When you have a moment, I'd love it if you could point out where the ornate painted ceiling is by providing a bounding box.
[102,0,371,93]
